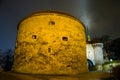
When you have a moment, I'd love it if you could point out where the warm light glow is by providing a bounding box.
[12,11,88,74]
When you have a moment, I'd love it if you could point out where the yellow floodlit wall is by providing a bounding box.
[12,11,88,74]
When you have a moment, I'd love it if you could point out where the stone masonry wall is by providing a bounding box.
[12,11,88,75]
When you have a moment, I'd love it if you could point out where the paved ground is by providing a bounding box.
[0,71,111,80]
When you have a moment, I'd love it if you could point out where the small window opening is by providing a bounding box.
[32,35,37,39]
[49,21,55,25]
[62,37,68,41]
[48,48,51,53]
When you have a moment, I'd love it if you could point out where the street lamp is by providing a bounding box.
[109,59,113,79]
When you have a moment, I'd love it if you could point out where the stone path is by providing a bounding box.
[0,71,110,80]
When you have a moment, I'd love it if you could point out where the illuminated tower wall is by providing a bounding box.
[92,43,104,65]
[12,11,88,74]
[86,44,95,65]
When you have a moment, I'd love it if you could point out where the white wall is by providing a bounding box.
[86,44,95,65]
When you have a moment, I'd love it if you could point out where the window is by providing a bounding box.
[49,21,55,25]
[62,37,68,41]
[48,48,51,53]
[32,35,37,39]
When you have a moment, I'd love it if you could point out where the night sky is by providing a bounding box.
[0,0,120,50]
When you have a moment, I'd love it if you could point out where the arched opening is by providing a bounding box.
[87,59,94,71]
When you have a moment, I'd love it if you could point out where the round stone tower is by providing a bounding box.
[92,43,104,65]
[12,11,88,74]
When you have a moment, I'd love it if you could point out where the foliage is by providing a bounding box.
[104,60,120,65]
[112,65,120,80]
[100,35,111,43]
[0,49,14,71]
[108,38,120,60]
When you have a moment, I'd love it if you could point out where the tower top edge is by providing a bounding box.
[17,10,85,30]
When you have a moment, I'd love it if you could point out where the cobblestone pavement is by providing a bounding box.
[0,71,110,80]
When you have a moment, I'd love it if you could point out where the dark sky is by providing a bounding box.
[0,0,120,50]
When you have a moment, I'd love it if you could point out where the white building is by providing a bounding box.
[86,43,104,66]
[86,43,95,65]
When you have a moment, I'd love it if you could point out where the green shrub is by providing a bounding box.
[112,65,120,80]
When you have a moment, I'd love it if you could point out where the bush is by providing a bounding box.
[112,65,120,80]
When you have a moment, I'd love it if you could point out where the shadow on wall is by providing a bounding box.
[87,59,95,71]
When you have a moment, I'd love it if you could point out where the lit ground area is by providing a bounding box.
[0,71,110,80]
